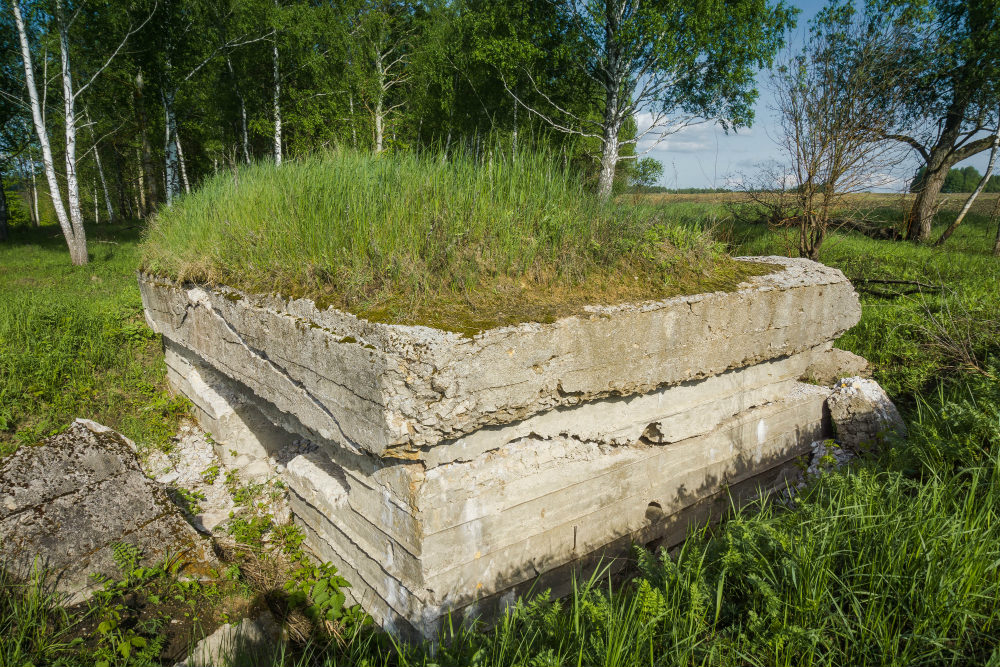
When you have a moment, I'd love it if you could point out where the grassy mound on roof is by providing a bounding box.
[141,150,770,334]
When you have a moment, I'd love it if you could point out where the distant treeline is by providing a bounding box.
[910,166,1000,194]
[631,187,733,194]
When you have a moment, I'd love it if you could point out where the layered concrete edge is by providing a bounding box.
[139,256,860,458]
[139,256,865,638]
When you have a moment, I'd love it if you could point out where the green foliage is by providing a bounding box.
[201,464,220,485]
[285,563,350,625]
[168,486,207,516]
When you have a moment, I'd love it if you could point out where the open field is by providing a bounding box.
[2,192,1000,666]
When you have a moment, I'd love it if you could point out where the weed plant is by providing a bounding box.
[141,150,766,333]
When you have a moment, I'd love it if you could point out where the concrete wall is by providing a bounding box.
[140,257,864,637]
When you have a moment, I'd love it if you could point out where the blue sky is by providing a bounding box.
[642,0,993,190]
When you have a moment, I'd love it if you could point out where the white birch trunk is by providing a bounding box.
[86,110,114,223]
[163,90,180,204]
[225,56,251,165]
[58,0,86,262]
[27,152,39,225]
[937,124,1000,246]
[349,91,357,148]
[176,134,191,193]
[374,95,384,154]
[11,0,83,262]
[95,145,113,222]
[272,18,282,166]
[136,147,147,214]
[597,122,621,199]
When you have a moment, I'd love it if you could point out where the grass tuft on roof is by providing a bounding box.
[141,150,770,334]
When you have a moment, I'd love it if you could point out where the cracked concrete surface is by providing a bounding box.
[139,256,875,638]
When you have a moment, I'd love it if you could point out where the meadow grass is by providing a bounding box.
[3,191,1000,666]
[141,151,767,333]
[0,224,185,455]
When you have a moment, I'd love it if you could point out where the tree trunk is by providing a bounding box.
[597,120,621,199]
[176,134,191,193]
[163,89,180,205]
[136,147,147,214]
[994,215,1000,257]
[58,0,87,263]
[374,94,384,154]
[225,56,251,164]
[135,83,158,214]
[936,128,1000,247]
[12,0,82,263]
[349,91,358,148]
[272,30,282,165]
[907,162,949,241]
[0,169,9,242]
[86,110,114,223]
[512,97,518,160]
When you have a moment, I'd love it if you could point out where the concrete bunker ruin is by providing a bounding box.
[140,256,866,637]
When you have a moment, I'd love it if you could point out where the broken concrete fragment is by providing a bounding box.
[802,347,871,385]
[828,377,906,449]
[0,420,218,603]
[176,611,282,667]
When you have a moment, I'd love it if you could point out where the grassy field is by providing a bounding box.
[141,151,768,334]
[2,189,1000,666]
[0,224,186,456]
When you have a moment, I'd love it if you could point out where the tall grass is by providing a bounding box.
[141,151,761,332]
[0,224,185,455]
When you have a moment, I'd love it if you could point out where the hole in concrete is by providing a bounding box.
[641,422,664,443]
[645,501,663,523]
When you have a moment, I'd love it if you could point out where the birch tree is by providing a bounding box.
[935,115,1000,246]
[10,0,80,262]
[10,0,149,262]
[353,0,416,154]
[497,0,796,198]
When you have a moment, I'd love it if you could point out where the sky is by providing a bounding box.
[641,0,994,191]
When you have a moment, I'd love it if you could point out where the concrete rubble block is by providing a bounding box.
[802,347,871,385]
[828,376,907,449]
[176,611,282,667]
[0,420,219,604]
[138,256,877,637]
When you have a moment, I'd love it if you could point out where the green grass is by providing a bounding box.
[3,191,1000,666]
[141,151,768,334]
[0,224,186,455]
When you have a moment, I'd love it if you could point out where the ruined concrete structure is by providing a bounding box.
[140,256,866,637]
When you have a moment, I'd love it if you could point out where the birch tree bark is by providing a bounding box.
[0,169,9,242]
[11,0,82,263]
[163,89,180,205]
[85,110,114,223]
[935,120,1000,246]
[225,55,251,164]
[176,134,191,193]
[272,0,283,165]
[57,0,86,257]
[273,32,282,165]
